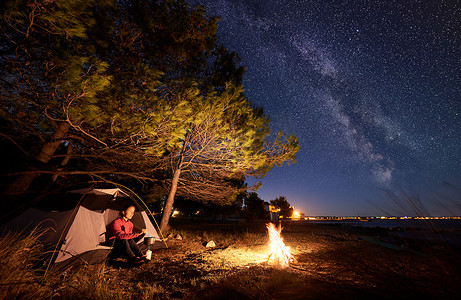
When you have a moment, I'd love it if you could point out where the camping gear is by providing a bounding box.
[144,236,155,245]
[1,187,162,270]
[146,249,152,260]
[144,235,155,260]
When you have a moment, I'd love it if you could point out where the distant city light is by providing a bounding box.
[292,210,301,219]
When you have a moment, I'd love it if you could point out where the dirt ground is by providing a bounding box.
[77,220,461,299]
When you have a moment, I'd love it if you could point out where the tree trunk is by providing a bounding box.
[4,121,70,195]
[52,142,73,182]
[159,168,181,233]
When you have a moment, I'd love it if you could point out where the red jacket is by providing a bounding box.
[109,217,139,240]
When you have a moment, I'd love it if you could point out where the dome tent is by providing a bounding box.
[2,187,163,271]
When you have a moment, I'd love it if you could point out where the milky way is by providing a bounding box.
[190,0,461,216]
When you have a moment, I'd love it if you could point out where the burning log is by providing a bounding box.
[266,222,295,267]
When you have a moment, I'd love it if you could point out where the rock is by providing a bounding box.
[205,240,216,248]
[167,233,174,238]
[174,234,183,240]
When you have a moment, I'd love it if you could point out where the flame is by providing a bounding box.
[266,222,294,267]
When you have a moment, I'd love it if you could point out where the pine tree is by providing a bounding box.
[144,83,299,232]
[0,0,219,193]
[1,1,299,233]
[0,0,113,193]
[270,196,294,219]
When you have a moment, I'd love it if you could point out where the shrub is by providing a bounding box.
[0,228,48,299]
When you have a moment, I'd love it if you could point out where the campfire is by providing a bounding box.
[266,222,295,267]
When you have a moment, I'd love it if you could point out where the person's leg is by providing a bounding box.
[113,239,137,261]
[127,239,144,257]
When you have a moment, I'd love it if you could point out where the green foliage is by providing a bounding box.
[243,192,269,220]
[0,0,114,138]
[206,45,246,90]
[270,196,294,218]
[0,0,299,220]
[148,81,298,204]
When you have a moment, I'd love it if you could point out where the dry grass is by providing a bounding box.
[0,227,164,299]
[52,264,124,299]
[2,220,461,299]
[0,228,48,299]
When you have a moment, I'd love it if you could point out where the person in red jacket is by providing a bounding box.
[109,205,147,264]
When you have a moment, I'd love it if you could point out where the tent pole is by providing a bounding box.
[42,183,95,281]
[100,181,168,249]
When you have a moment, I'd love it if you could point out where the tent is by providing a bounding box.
[2,187,163,270]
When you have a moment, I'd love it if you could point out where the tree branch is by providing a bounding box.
[0,131,31,157]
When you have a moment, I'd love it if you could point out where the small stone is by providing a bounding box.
[174,234,183,240]
[205,240,216,248]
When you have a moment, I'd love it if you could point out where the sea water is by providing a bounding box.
[311,219,461,229]
[312,219,461,245]
[343,219,461,230]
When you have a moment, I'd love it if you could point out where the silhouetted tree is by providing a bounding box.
[270,196,293,218]
[243,192,269,220]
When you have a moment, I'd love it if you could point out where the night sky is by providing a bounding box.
[190,0,461,216]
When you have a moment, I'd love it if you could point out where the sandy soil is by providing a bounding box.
[88,220,461,299]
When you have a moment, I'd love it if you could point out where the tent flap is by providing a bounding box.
[1,187,163,269]
[55,206,106,263]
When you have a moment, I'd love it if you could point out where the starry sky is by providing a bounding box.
[190,0,461,216]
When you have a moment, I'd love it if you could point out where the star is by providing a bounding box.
[191,0,461,216]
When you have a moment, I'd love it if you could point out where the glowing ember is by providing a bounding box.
[266,222,294,267]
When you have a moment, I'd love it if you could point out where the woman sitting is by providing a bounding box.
[108,205,147,264]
